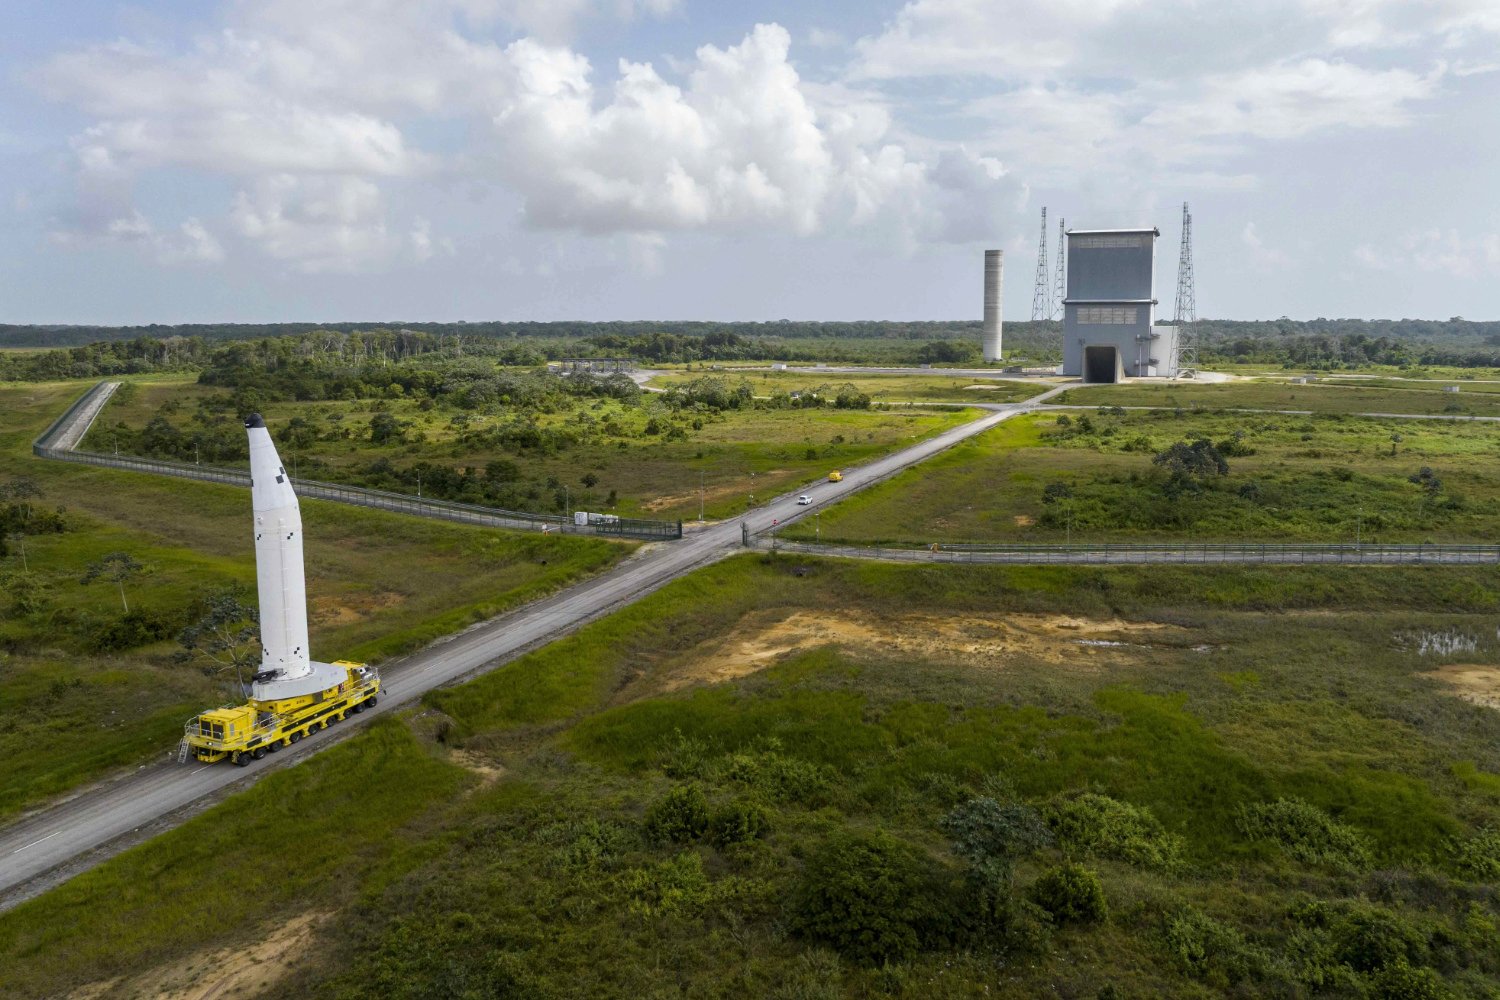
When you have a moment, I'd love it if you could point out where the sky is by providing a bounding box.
[1,0,1497,325]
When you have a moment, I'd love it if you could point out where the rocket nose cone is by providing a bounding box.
[245,413,266,429]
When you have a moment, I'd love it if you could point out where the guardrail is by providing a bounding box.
[750,538,1500,565]
[33,382,682,541]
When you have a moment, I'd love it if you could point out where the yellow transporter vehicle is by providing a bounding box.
[183,661,381,766]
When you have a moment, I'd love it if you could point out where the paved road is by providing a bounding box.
[0,388,1061,909]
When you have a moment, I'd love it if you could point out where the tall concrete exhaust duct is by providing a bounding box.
[982,249,1004,362]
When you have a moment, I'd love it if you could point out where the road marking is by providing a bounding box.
[9,831,62,855]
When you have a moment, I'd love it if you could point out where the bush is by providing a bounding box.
[1163,907,1259,986]
[619,851,716,917]
[1334,906,1427,973]
[1028,863,1107,925]
[722,744,830,804]
[1450,827,1500,880]
[86,607,180,652]
[1235,797,1374,872]
[791,831,935,964]
[942,797,1052,868]
[1044,792,1183,870]
[643,785,710,844]
[1367,961,1452,1000]
[708,800,771,848]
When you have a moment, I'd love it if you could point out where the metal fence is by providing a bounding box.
[751,538,1500,565]
[33,382,682,541]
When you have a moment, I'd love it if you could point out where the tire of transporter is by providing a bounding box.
[368,696,378,708]
[233,752,250,767]
[252,747,267,760]
[289,730,301,744]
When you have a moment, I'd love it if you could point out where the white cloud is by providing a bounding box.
[854,0,1500,82]
[485,25,1016,242]
[230,174,396,273]
[1241,222,1290,269]
[1353,229,1500,278]
[51,209,225,265]
[36,10,1025,274]
[1144,59,1441,141]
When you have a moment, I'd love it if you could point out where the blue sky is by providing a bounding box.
[2,0,1497,325]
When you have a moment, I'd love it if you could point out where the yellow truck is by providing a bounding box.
[828,470,843,482]
[181,661,381,766]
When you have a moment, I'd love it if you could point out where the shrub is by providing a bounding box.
[1044,792,1183,870]
[1334,906,1427,973]
[723,744,830,804]
[1029,863,1107,925]
[791,831,934,964]
[1163,907,1259,986]
[619,851,715,917]
[1041,482,1074,504]
[643,785,710,844]
[1367,961,1452,1000]
[1450,827,1500,880]
[998,897,1054,956]
[86,607,180,652]
[1235,797,1374,872]
[942,797,1052,868]
[538,817,634,872]
[708,800,771,848]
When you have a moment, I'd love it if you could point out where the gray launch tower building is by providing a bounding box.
[1061,228,1178,382]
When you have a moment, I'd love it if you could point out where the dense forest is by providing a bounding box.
[5,317,1500,384]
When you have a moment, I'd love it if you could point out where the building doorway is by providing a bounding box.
[1083,345,1120,384]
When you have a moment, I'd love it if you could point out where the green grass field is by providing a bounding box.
[786,409,1500,545]
[648,369,1055,404]
[0,381,630,819]
[3,555,1498,998]
[84,375,980,519]
[1059,379,1500,416]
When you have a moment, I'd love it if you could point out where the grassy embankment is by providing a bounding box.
[0,381,630,820]
[3,554,1499,997]
[648,369,1054,404]
[1058,380,1500,416]
[85,375,981,520]
[786,408,1500,545]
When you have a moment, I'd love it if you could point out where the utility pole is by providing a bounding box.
[416,469,421,498]
[699,470,705,522]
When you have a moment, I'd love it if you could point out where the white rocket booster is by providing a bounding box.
[246,414,344,701]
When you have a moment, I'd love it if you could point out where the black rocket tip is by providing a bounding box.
[245,413,266,429]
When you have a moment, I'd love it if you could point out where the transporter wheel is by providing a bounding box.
[252,747,267,760]
[350,701,364,714]
[288,731,301,744]
[232,752,250,767]
[268,740,282,752]
[368,696,377,708]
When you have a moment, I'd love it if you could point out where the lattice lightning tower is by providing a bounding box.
[1030,207,1050,321]
[1172,202,1198,378]
[1051,216,1066,320]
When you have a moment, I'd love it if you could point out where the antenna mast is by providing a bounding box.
[1172,202,1197,378]
[1030,207,1050,321]
[1052,216,1066,320]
